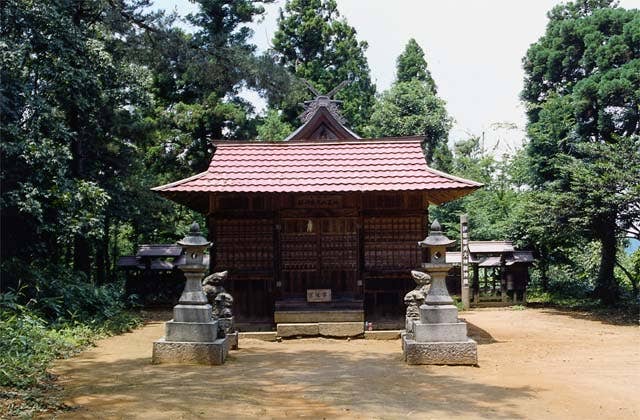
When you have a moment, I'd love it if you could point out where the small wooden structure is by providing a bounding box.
[117,244,210,305]
[446,241,534,306]
[152,87,481,323]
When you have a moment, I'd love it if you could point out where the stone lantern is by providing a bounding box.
[402,219,477,365]
[152,222,229,365]
[176,222,211,308]
[417,219,456,306]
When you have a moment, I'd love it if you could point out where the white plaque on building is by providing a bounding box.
[307,289,331,302]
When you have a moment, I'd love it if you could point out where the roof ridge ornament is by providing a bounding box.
[299,79,349,124]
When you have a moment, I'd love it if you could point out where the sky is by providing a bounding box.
[153,0,639,153]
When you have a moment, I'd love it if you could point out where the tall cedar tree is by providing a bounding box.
[127,0,284,244]
[396,38,437,91]
[271,0,376,133]
[142,0,274,176]
[522,0,640,303]
[366,39,452,170]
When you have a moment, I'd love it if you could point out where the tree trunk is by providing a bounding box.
[539,249,549,292]
[68,100,92,278]
[96,216,109,285]
[594,218,619,305]
[73,236,91,279]
[112,221,119,275]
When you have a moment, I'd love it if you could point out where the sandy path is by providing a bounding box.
[51,308,639,419]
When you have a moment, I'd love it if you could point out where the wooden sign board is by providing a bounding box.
[295,195,342,209]
[307,289,332,302]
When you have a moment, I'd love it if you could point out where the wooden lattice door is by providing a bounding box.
[280,217,359,299]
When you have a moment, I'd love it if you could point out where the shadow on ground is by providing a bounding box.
[527,304,638,326]
[60,340,536,419]
[465,321,499,345]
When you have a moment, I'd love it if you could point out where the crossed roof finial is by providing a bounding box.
[299,80,349,124]
[302,79,348,99]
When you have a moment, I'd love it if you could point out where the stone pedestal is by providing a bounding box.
[152,338,229,365]
[153,302,229,365]
[403,262,477,365]
[218,316,238,349]
[404,307,477,364]
[403,337,478,365]
[404,301,477,365]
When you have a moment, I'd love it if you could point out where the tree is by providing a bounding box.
[521,0,640,303]
[366,39,452,170]
[431,137,520,240]
[138,1,275,174]
[256,109,294,140]
[271,0,376,133]
[396,38,436,91]
[0,0,158,284]
[0,0,278,293]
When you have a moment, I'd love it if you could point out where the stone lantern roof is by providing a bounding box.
[177,222,210,248]
[418,220,456,248]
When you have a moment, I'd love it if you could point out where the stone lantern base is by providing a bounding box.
[402,336,477,365]
[152,338,229,365]
[402,304,477,365]
[152,303,230,365]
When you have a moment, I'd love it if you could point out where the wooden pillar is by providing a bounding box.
[206,215,216,272]
[460,214,470,309]
[273,197,282,302]
[207,194,216,272]
[500,258,507,303]
[473,264,480,304]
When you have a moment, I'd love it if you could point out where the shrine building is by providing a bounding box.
[153,89,482,326]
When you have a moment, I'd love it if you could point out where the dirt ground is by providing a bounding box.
[50,308,639,419]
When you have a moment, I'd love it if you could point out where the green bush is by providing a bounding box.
[0,304,141,390]
[1,259,135,323]
[0,313,93,388]
[0,268,142,417]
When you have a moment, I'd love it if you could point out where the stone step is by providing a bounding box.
[364,330,401,340]
[277,321,364,338]
[274,310,364,323]
[239,331,278,341]
[319,322,363,337]
[277,322,318,337]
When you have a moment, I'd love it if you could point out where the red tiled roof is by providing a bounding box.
[152,137,481,202]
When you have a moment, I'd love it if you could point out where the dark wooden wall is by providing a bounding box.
[208,192,428,322]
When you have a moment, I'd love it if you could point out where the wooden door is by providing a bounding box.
[280,217,359,300]
[280,218,319,298]
[318,218,358,298]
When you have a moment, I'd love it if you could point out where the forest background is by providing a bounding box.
[1,0,639,415]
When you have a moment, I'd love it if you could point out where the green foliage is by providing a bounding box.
[366,80,449,136]
[0,313,94,389]
[256,109,294,140]
[0,279,141,416]
[0,0,278,299]
[521,0,640,304]
[366,39,452,170]
[0,0,160,284]
[432,136,519,241]
[0,312,141,417]
[271,0,376,133]
[396,38,436,91]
